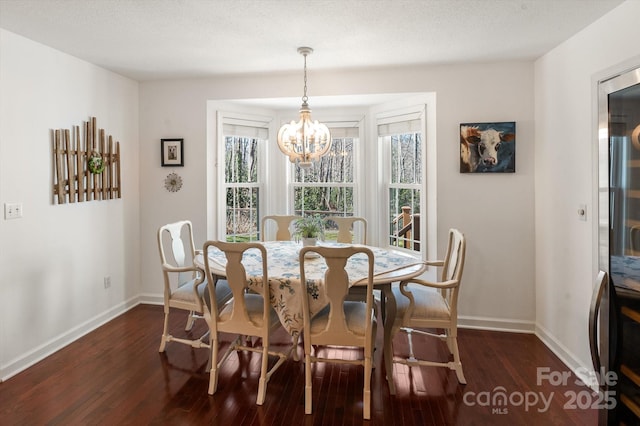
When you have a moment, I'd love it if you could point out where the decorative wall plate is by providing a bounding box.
[164,172,183,192]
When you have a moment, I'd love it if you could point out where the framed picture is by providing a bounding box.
[161,138,184,167]
[460,122,516,173]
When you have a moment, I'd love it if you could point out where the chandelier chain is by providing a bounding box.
[302,53,308,104]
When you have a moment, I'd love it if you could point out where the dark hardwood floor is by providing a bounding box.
[0,304,597,425]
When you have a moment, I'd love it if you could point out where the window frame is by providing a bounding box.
[376,104,428,258]
[216,110,271,241]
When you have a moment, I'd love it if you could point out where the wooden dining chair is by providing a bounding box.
[325,215,367,244]
[386,228,467,394]
[157,220,232,353]
[261,215,302,241]
[325,216,374,305]
[299,245,376,420]
[202,241,291,404]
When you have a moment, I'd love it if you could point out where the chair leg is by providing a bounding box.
[444,329,454,352]
[256,345,269,405]
[304,354,312,414]
[185,310,196,331]
[159,312,170,352]
[363,353,372,420]
[208,336,219,395]
[383,286,398,395]
[206,332,213,372]
[291,334,300,362]
[406,328,417,362]
[449,335,466,384]
[385,331,397,395]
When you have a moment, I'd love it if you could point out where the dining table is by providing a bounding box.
[194,240,427,377]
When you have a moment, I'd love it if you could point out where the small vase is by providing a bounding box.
[302,237,317,247]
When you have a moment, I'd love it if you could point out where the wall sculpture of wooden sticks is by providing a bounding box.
[52,116,122,204]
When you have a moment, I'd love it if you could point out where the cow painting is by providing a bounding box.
[460,122,516,173]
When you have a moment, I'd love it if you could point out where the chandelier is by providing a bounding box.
[277,47,331,168]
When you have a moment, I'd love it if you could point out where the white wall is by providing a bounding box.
[534,0,640,377]
[0,30,140,380]
[139,62,536,331]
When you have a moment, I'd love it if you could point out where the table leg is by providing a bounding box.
[381,283,397,395]
[291,333,300,361]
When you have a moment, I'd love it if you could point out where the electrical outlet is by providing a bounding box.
[4,202,23,220]
[104,276,111,289]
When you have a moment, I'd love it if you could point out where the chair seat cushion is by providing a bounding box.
[172,278,202,303]
[200,279,233,307]
[310,301,376,336]
[175,278,233,307]
[219,293,280,329]
[212,279,233,306]
[393,283,451,323]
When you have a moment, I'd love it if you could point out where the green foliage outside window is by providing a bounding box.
[293,136,355,219]
[389,133,422,251]
[225,136,260,241]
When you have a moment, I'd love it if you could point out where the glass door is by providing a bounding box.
[598,65,640,426]
[600,69,640,293]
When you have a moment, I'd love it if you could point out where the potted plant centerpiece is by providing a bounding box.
[294,215,325,247]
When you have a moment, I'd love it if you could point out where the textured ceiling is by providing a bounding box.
[0,0,625,81]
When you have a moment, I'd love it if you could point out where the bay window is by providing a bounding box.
[213,97,431,260]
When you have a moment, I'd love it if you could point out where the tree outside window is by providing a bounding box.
[224,135,260,241]
[387,132,422,251]
[293,132,357,240]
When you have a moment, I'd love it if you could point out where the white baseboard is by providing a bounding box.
[535,322,597,391]
[0,296,140,382]
[459,315,536,333]
[535,322,582,371]
[138,293,164,306]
